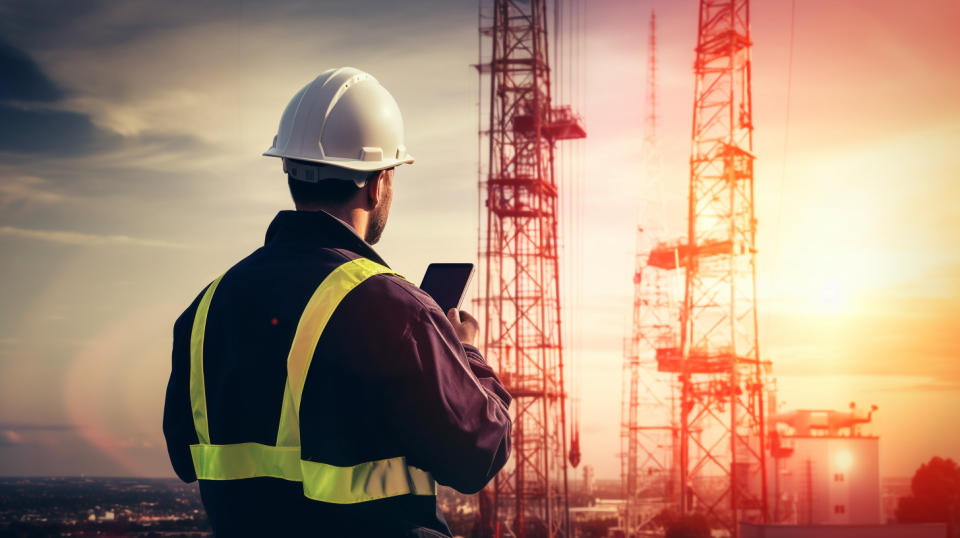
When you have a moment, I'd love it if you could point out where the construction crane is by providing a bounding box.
[620,11,681,535]
[650,0,771,533]
[475,0,585,536]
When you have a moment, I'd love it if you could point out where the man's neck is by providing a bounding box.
[297,206,368,242]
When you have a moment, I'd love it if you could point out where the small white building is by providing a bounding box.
[768,404,881,525]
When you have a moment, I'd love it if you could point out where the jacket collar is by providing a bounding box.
[263,209,390,268]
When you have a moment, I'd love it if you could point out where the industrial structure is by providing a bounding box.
[621,0,770,535]
[475,0,585,536]
[620,9,680,532]
[672,0,769,528]
[768,402,882,525]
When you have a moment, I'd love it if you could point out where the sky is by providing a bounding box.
[0,0,957,482]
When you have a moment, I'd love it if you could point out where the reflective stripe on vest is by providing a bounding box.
[188,257,437,503]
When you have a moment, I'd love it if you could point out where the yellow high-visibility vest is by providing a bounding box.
[188,257,436,503]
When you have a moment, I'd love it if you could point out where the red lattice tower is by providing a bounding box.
[621,10,681,533]
[655,0,769,533]
[476,0,585,536]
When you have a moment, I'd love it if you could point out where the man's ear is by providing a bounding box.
[365,171,385,209]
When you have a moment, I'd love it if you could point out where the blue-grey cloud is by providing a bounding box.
[0,36,211,161]
[0,105,209,161]
[0,0,468,53]
[0,38,117,156]
[0,105,121,156]
[0,37,64,102]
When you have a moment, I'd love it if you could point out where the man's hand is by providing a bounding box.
[447,308,479,347]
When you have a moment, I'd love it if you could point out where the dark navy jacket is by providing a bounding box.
[162,210,512,537]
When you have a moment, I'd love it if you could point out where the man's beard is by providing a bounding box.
[364,188,391,244]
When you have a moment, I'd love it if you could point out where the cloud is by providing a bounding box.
[0,1,468,52]
[0,226,187,248]
[0,423,77,446]
[0,39,207,162]
[0,104,122,156]
[0,423,76,431]
[0,39,121,157]
[0,38,122,156]
[1,429,23,444]
[865,379,960,394]
[0,37,64,102]
[0,175,65,208]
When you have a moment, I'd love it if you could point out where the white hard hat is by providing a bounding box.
[263,67,414,175]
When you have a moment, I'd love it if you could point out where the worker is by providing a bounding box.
[162,67,512,537]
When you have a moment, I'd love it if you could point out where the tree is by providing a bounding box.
[896,456,960,538]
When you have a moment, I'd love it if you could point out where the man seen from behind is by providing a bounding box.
[162,67,512,537]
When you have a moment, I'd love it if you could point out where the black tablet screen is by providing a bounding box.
[419,263,475,313]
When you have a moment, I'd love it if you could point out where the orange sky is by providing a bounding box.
[0,0,957,480]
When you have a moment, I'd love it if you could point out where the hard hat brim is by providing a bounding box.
[263,149,414,172]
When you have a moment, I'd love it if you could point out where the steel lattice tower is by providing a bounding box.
[621,10,680,534]
[476,0,585,536]
[654,0,769,532]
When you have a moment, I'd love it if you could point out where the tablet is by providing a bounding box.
[419,263,475,313]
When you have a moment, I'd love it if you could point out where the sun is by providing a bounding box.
[819,279,849,314]
[835,450,854,471]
